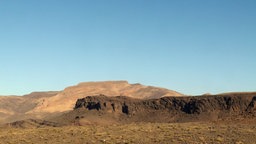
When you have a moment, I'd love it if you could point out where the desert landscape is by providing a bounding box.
[0,81,256,143]
[1,0,255,143]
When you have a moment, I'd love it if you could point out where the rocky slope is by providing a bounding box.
[0,92,58,123]
[2,119,61,128]
[56,92,256,125]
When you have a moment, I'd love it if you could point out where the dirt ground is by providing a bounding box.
[0,122,256,144]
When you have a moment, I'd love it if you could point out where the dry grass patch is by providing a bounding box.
[0,122,256,144]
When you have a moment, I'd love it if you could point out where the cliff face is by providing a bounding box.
[73,93,256,123]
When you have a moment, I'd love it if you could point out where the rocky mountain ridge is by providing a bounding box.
[70,92,256,124]
[2,92,256,128]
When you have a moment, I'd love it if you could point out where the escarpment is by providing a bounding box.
[73,94,256,123]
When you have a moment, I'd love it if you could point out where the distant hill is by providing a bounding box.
[0,81,182,123]
[0,91,59,123]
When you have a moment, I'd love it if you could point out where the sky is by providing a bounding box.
[0,0,255,95]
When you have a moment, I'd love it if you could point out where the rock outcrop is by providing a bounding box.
[72,93,256,123]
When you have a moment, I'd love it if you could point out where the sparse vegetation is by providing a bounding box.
[0,122,256,144]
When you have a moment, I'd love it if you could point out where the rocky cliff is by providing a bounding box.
[72,93,256,124]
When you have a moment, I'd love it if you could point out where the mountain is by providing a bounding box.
[0,81,182,123]
[27,81,182,114]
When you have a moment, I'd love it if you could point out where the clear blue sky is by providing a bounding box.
[0,0,255,95]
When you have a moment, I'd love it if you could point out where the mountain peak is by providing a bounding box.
[77,80,129,86]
